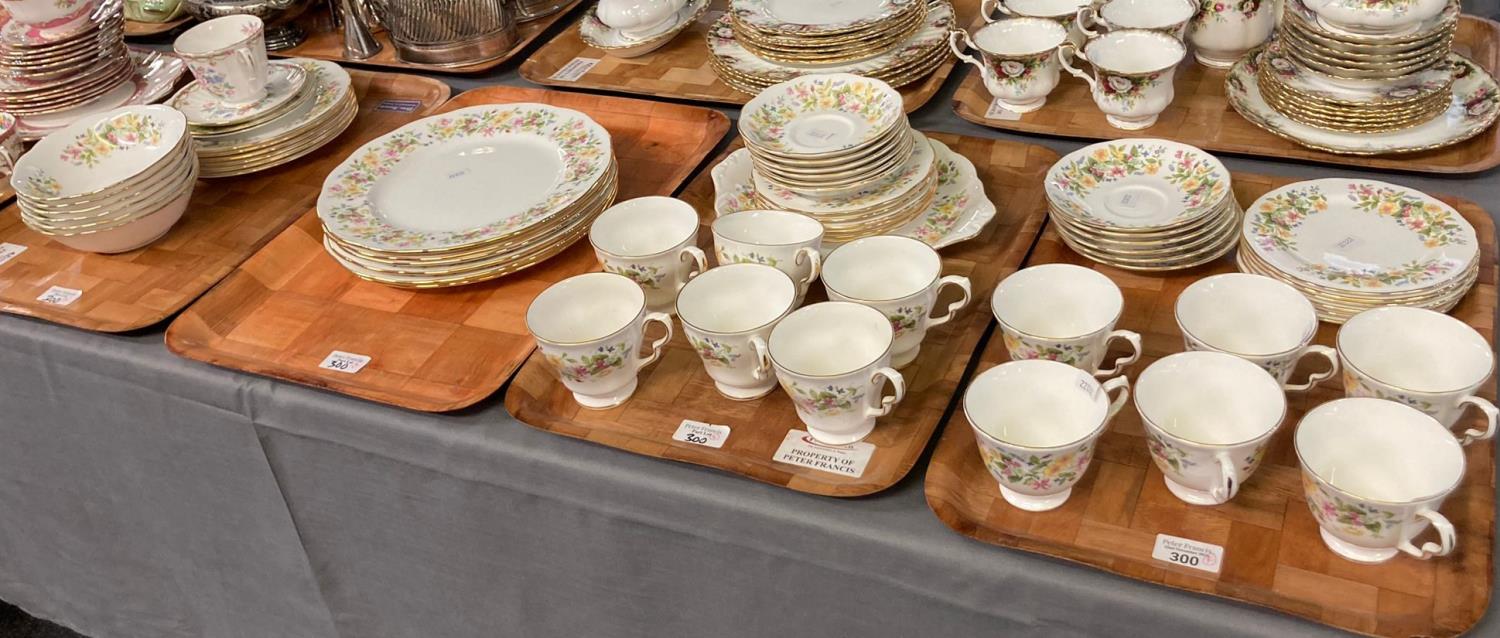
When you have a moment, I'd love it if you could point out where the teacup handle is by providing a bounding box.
[1076,5,1107,38]
[1398,509,1456,560]
[980,0,1010,22]
[947,29,990,74]
[748,334,771,381]
[1101,375,1131,420]
[794,247,821,288]
[1094,330,1142,378]
[1209,450,1242,505]
[1283,345,1339,393]
[1058,42,1098,91]
[679,246,707,279]
[864,367,906,419]
[926,275,972,328]
[1454,396,1498,445]
[636,312,674,371]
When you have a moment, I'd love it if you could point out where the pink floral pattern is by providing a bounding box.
[978,441,1092,493]
[545,343,627,383]
[1303,474,1399,537]
[59,112,164,168]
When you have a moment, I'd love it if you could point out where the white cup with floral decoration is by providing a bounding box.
[1187,0,1277,68]
[964,359,1130,511]
[769,302,907,445]
[1337,306,1497,445]
[1135,351,1286,506]
[991,264,1142,378]
[949,17,1070,114]
[1176,273,1339,392]
[526,272,674,409]
[821,235,971,369]
[983,0,1093,45]
[1077,0,1197,39]
[1059,29,1186,130]
[1297,398,1467,564]
[590,196,707,314]
[173,15,271,105]
[676,263,798,400]
[711,210,823,304]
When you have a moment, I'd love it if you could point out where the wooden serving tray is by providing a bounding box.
[504,134,1055,497]
[124,16,191,38]
[520,0,976,113]
[165,87,729,412]
[0,70,450,333]
[924,174,1497,637]
[271,1,583,74]
[953,16,1500,174]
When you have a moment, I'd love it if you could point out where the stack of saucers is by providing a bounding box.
[1044,140,1240,272]
[1236,178,1478,323]
[183,59,356,178]
[736,74,934,243]
[707,0,953,93]
[318,104,618,288]
[10,105,197,253]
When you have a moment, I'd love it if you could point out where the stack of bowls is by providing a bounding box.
[738,74,936,243]
[1044,139,1240,271]
[10,104,196,253]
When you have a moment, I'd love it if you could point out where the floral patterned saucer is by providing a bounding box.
[730,0,918,35]
[740,73,903,155]
[706,1,952,84]
[753,128,933,214]
[167,61,307,127]
[1045,139,1231,229]
[1242,178,1477,295]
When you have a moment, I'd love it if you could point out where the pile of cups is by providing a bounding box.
[11,104,197,253]
[969,262,1496,565]
[529,196,973,445]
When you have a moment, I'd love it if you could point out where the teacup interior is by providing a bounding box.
[974,18,1067,55]
[1006,0,1090,16]
[823,235,939,301]
[966,360,1108,448]
[1298,399,1463,502]
[1339,307,1493,391]
[1177,274,1315,355]
[993,264,1121,337]
[176,15,261,55]
[1083,30,1185,73]
[526,272,643,343]
[677,264,795,333]
[1135,352,1285,445]
[1101,0,1194,25]
[769,302,890,376]
[590,196,699,257]
[713,210,822,246]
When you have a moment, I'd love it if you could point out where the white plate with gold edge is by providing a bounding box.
[1047,199,1235,244]
[1281,33,1451,73]
[1284,0,1458,45]
[732,5,923,46]
[12,103,186,201]
[745,119,911,166]
[1290,46,1450,81]
[734,18,922,58]
[1258,40,1451,105]
[709,39,949,91]
[764,165,937,221]
[740,73,904,156]
[195,93,354,159]
[191,59,351,150]
[0,55,130,101]
[1280,23,1453,63]
[1054,204,1239,257]
[19,49,184,140]
[169,61,307,127]
[707,2,953,84]
[1227,51,1500,155]
[753,138,915,189]
[1259,73,1452,116]
[1242,178,1477,295]
[1284,19,1454,57]
[730,0,921,36]
[1061,223,1239,271]
[754,128,933,213]
[1236,239,1479,302]
[752,133,913,177]
[1045,139,1231,230]
[1259,92,1449,133]
[198,106,357,177]
[19,136,192,212]
[580,0,708,58]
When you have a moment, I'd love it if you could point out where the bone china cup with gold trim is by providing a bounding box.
[711,209,824,303]
[1077,0,1195,38]
[527,272,674,410]
[589,196,707,314]
[769,301,907,445]
[173,15,271,105]
[676,263,798,401]
[991,264,1142,377]
[1059,29,1186,130]
[1176,273,1339,392]
[822,235,972,369]
[949,17,1069,114]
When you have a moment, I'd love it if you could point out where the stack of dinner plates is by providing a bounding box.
[1044,139,1241,272]
[318,103,618,288]
[10,105,198,253]
[736,74,933,243]
[707,0,952,93]
[1236,178,1478,323]
[184,59,357,178]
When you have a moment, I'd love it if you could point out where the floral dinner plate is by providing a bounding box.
[168,61,307,127]
[1045,139,1231,229]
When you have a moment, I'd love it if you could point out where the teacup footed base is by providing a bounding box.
[999,484,1072,512]
[995,96,1046,114]
[715,380,777,401]
[893,344,920,369]
[1194,50,1241,69]
[1163,475,1225,506]
[806,419,876,446]
[1319,527,1400,564]
[573,377,639,410]
[1106,114,1159,130]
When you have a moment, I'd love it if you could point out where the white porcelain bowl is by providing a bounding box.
[49,183,195,254]
[11,105,188,202]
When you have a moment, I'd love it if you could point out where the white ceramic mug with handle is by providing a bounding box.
[1176,273,1339,392]
[822,235,972,369]
[1297,398,1467,564]
[1134,351,1287,505]
[769,302,906,445]
[992,264,1141,378]
[526,272,674,409]
[711,210,823,304]
[590,196,707,314]
[676,263,798,400]
[948,18,1069,114]
[173,15,272,105]
[1059,29,1185,130]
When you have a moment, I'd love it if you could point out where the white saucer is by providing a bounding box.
[169,61,308,127]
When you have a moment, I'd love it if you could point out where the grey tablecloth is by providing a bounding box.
[3,3,1500,636]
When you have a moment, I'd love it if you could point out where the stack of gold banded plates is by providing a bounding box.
[1045,139,1240,272]
[185,59,356,178]
[318,103,618,288]
[1236,178,1478,323]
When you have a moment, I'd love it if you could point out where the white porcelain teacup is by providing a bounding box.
[983,0,1092,44]
[769,302,906,445]
[1059,29,1185,130]
[1338,307,1497,445]
[1,0,95,27]
[589,196,707,314]
[1134,351,1287,506]
[949,18,1070,114]
[174,15,271,106]
[676,263,798,400]
[822,235,971,369]
[0,113,21,177]
[1297,398,1468,564]
[992,264,1141,378]
[526,272,674,409]
[964,359,1130,511]
[1077,0,1196,39]
[1187,0,1277,68]
[1176,273,1338,392]
[1305,0,1448,36]
[711,210,823,303]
